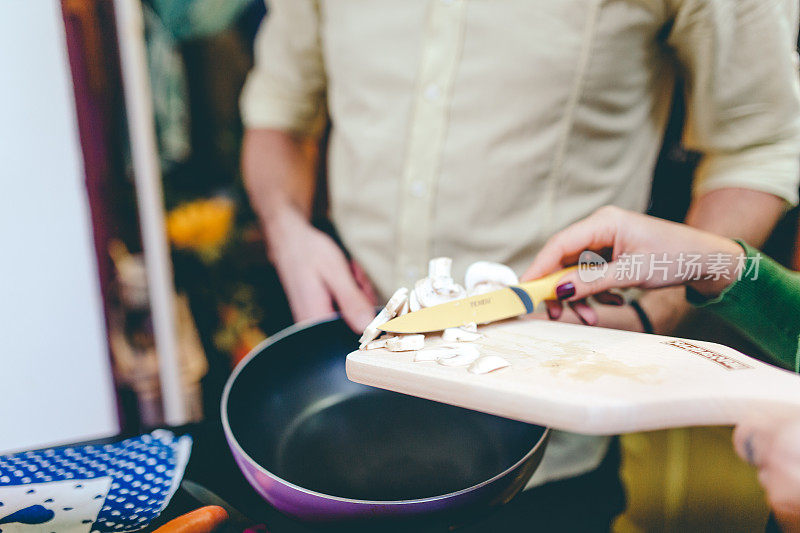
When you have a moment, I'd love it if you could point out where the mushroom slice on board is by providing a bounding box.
[359,288,410,347]
[397,299,410,316]
[364,338,389,350]
[408,289,422,313]
[384,287,409,315]
[442,328,483,343]
[359,308,393,347]
[468,355,511,374]
[386,334,426,352]
[437,345,481,366]
[414,347,458,362]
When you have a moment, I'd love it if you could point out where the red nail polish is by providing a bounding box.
[556,282,575,300]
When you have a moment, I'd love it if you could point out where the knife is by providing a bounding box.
[378,266,577,334]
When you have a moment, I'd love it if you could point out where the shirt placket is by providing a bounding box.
[395,0,467,289]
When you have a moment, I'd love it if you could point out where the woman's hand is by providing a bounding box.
[522,206,745,321]
[734,415,800,532]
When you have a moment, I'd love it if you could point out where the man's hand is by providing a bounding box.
[242,129,377,333]
[266,208,377,333]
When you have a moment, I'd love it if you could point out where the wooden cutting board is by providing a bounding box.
[346,320,800,435]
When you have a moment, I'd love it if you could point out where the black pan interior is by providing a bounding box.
[226,318,545,501]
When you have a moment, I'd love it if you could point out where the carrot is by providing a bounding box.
[154,505,229,533]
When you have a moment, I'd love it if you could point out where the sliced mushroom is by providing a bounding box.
[386,334,425,352]
[442,327,483,343]
[364,338,389,350]
[465,261,519,296]
[413,347,457,362]
[359,308,393,346]
[358,288,410,347]
[408,289,422,312]
[437,345,481,366]
[397,298,410,316]
[468,355,511,374]
[385,287,409,315]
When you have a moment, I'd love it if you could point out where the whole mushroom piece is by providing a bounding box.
[411,257,467,308]
[414,277,466,307]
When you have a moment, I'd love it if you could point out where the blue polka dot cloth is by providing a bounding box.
[0,430,191,532]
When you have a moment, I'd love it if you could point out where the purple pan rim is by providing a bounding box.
[221,313,550,506]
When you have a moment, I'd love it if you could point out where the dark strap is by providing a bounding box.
[629,299,654,334]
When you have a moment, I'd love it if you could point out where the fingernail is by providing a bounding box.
[556,283,575,300]
[743,435,757,465]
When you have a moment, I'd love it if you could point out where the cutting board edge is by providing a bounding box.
[345,355,800,435]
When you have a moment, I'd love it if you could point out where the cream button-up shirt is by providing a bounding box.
[241,0,800,485]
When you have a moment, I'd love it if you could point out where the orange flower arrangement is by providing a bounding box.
[166,197,235,255]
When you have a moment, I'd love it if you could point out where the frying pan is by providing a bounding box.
[221,316,549,524]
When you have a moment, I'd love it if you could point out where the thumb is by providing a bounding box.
[735,414,800,532]
[733,413,799,467]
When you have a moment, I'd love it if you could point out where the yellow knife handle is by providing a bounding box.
[513,266,579,311]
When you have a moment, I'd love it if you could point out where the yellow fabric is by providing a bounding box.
[241,0,800,487]
[615,428,769,532]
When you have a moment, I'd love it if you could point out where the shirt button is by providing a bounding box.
[409,180,426,198]
[423,83,440,101]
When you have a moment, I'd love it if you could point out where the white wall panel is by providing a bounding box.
[0,0,119,452]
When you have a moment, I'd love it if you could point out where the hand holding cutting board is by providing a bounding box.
[354,207,800,436]
[351,206,800,531]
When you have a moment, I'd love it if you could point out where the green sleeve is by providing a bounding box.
[686,241,800,372]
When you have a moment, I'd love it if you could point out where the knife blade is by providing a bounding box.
[378,266,576,334]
